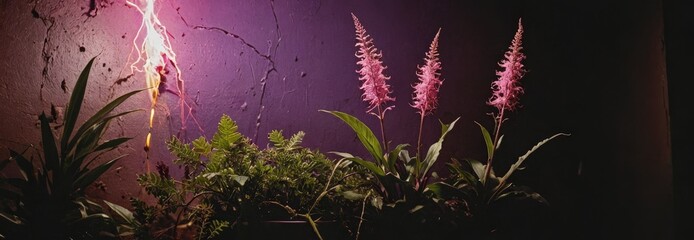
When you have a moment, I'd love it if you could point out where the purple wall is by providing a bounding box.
[0,0,673,238]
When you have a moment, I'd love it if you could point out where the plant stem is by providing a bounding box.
[376,105,389,151]
[483,105,505,184]
[416,113,425,186]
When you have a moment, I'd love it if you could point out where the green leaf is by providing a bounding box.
[104,200,136,225]
[62,57,96,152]
[331,152,385,176]
[94,137,132,152]
[496,190,548,206]
[39,113,59,171]
[499,133,570,184]
[465,158,486,179]
[421,117,460,179]
[74,157,121,191]
[475,121,494,162]
[387,144,408,174]
[211,114,242,150]
[426,182,464,199]
[9,150,34,184]
[286,131,305,150]
[0,211,23,226]
[192,136,212,156]
[66,91,144,155]
[268,130,285,148]
[320,110,384,165]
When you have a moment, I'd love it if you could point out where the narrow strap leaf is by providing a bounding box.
[61,57,96,153]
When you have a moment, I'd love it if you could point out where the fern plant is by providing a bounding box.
[0,57,142,239]
[121,115,365,240]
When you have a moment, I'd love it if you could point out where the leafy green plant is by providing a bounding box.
[0,57,143,239]
[316,14,461,239]
[427,19,570,237]
[126,115,365,240]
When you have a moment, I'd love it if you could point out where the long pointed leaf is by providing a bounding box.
[421,117,460,178]
[74,156,121,191]
[94,137,132,152]
[500,133,570,183]
[9,150,34,184]
[61,57,96,152]
[320,110,384,165]
[387,144,408,174]
[39,113,59,171]
[66,90,144,154]
[331,152,385,176]
[475,121,494,161]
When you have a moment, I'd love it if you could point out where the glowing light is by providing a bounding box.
[127,0,187,171]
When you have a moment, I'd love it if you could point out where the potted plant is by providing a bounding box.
[0,57,143,239]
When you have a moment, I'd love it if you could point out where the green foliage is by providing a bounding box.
[320,110,462,238]
[129,115,365,239]
[0,57,142,239]
[429,123,570,237]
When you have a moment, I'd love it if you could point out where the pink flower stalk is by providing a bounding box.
[413,29,443,161]
[352,13,395,115]
[483,18,527,184]
[488,18,526,112]
[412,28,443,116]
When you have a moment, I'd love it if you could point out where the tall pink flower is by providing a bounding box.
[488,18,526,111]
[352,13,395,114]
[412,28,443,116]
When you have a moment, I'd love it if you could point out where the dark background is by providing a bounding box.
[1,0,688,239]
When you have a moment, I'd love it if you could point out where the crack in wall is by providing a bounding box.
[32,5,55,101]
[252,0,282,142]
[174,1,282,143]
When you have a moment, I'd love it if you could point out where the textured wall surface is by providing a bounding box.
[0,0,673,238]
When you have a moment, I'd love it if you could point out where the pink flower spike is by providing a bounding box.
[352,13,395,114]
[488,18,526,112]
[412,28,443,116]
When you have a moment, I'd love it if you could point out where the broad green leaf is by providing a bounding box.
[331,152,385,176]
[104,200,136,225]
[465,158,486,179]
[421,117,460,178]
[475,121,494,162]
[62,57,96,152]
[320,110,384,165]
[387,144,408,174]
[347,156,385,176]
[39,113,59,171]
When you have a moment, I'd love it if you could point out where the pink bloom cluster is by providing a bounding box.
[488,19,526,111]
[412,29,443,116]
[352,13,395,114]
